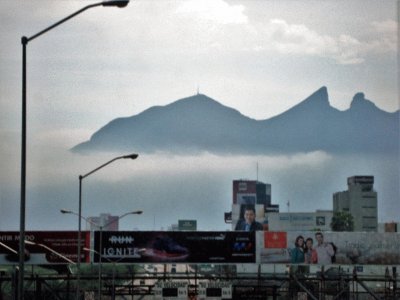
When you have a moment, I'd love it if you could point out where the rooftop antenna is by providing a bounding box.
[256,162,259,181]
[197,84,200,95]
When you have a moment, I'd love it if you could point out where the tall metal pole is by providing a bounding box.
[98,226,103,299]
[97,210,142,300]
[18,36,27,300]
[77,176,83,300]
[18,2,129,299]
[62,208,141,300]
[77,154,138,299]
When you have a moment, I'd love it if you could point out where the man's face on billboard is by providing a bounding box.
[315,233,324,245]
[244,209,255,225]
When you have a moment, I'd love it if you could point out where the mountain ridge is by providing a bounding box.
[72,87,399,155]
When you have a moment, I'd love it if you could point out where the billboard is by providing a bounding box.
[178,220,197,231]
[93,231,256,263]
[232,204,265,220]
[257,231,400,265]
[232,204,267,231]
[0,231,90,264]
[267,212,333,232]
[2,230,398,265]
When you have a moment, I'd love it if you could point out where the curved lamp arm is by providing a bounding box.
[80,153,138,180]
[24,1,130,43]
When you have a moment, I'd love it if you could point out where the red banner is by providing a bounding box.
[264,232,287,248]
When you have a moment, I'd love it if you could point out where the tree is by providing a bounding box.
[330,211,354,231]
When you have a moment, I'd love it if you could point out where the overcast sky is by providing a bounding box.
[0,0,398,231]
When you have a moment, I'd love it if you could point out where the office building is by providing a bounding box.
[333,176,378,232]
[231,179,279,230]
[233,180,271,206]
[86,213,119,231]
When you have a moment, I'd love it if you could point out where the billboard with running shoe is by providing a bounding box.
[93,231,256,263]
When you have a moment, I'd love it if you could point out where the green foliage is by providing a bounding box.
[330,211,354,231]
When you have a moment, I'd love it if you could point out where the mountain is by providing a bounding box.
[71,87,399,155]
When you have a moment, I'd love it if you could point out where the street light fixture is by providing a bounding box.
[61,209,142,299]
[77,153,138,297]
[102,0,130,7]
[19,1,130,299]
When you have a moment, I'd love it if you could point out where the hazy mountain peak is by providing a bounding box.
[171,93,210,103]
[170,93,226,108]
[167,93,223,110]
[72,87,398,155]
[353,92,365,100]
[273,86,331,119]
[303,86,329,105]
[314,86,328,96]
[162,93,254,121]
[350,92,377,111]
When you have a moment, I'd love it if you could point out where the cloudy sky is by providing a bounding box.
[0,0,398,231]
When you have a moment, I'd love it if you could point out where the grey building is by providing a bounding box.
[333,176,377,232]
[86,213,119,231]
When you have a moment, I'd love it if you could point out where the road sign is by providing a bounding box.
[197,281,232,300]
[153,281,188,299]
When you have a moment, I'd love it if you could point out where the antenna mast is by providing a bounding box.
[256,162,259,181]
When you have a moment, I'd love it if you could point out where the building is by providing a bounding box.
[86,213,119,231]
[231,179,279,230]
[233,180,271,206]
[333,176,378,232]
[232,180,279,211]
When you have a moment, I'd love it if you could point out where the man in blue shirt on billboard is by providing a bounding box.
[235,206,263,231]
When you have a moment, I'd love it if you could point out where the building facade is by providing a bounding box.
[333,176,378,232]
[86,213,119,231]
[231,180,279,230]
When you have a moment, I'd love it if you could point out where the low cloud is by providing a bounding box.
[1,129,398,230]
[367,19,398,53]
[253,18,398,65]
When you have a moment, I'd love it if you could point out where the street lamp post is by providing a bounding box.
[97,211,142,300]
[61,209,142,299]
[19,1,129,299]
[77,154,138,298]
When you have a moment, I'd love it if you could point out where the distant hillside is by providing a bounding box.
[71,87,399,155]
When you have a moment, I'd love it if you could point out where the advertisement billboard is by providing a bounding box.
[0,231,90,264]
[257,231,400,265]
[267,212,333,232]
[178,220,197,231]
[94,231,256,263]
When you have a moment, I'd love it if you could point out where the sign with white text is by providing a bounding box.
[93,231,256,263]
[153,281,188,299]
[0,231,90,264]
